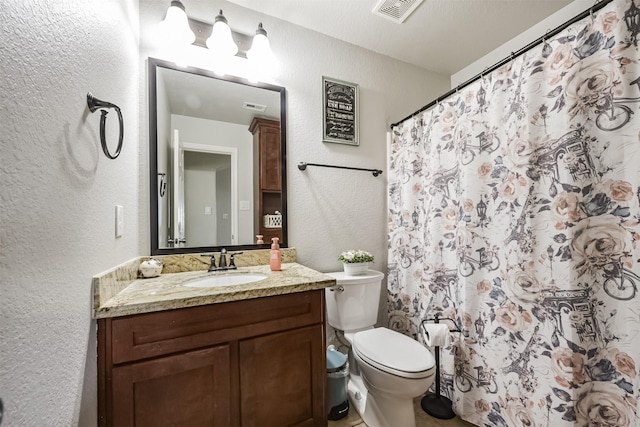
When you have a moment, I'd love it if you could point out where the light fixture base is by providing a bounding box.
[188,17,251,58]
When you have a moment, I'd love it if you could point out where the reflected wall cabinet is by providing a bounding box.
[250,117,282,244]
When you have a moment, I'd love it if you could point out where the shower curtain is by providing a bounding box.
[388,1,640,425]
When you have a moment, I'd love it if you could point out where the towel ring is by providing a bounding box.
[87,92,124,160]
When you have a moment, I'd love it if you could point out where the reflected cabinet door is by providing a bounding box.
[260,123,281,191]
[250,118,281,191]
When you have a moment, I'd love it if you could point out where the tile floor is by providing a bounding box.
[328,394,476,427]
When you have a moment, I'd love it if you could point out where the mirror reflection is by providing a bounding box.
[149,58,286,254]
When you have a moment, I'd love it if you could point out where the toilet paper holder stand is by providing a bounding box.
[420,314,460,420]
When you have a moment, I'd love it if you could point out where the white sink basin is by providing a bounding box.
[184,273,268,288]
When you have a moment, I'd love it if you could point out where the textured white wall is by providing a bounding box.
[0,0,139,426]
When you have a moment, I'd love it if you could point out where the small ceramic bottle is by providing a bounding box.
[256,235,264,244]
[270,237,281,271]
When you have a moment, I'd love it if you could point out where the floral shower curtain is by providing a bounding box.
[388,1,640,425]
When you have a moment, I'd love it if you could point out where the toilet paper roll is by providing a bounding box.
[422,323,450,347]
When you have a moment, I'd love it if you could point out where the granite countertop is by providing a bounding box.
[93,250,336,319]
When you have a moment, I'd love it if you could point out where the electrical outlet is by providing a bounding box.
[115,205,123,238]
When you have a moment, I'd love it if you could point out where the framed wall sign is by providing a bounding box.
[322,76,359,146]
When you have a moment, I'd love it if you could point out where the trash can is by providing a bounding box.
[326,346,349,421]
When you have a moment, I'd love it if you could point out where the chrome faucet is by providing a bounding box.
[219,248,227,268]
[208,249,243,272]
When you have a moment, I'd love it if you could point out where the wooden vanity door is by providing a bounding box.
[238,324,325,427]
[111,344,233,426]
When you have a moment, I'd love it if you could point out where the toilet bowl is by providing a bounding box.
[349,327,435,427]
[325,271,436,427]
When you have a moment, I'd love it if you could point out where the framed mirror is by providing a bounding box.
[149,57,287,255]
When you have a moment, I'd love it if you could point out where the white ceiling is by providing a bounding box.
[158,66,281,125]
[227,0,573,76]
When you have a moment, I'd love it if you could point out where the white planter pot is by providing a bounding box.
[343,262,370,276]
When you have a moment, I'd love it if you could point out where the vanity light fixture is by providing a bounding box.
[246,23,275,69]
[160,0,195,46]
[159,3,277,78]
[206,10,238,59]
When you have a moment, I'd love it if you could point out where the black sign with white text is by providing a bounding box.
[323,77,358,145]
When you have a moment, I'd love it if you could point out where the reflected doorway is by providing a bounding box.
[184,151,232,247]
[171,141,238,247]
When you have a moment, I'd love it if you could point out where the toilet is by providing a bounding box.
[325,270,435,427]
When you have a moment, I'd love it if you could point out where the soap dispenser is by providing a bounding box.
[270,237,281,271]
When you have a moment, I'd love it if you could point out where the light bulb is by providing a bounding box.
[247,23,275,74]
[206,10,238,58]
[160,0,195,46]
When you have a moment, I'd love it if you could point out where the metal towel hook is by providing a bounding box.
[87,92,124,160]
[158,172,167,197]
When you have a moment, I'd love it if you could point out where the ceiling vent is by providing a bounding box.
[243,102,267,112]
[372,0,424,23]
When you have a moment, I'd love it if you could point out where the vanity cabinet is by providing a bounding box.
[98,290,326,427]
[250,117,282,244]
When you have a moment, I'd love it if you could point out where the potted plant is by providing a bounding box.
[338,249,374,276]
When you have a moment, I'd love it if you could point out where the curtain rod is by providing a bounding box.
[298,162,383,177]
[390,0,614,129]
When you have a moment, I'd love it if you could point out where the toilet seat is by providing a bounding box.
[353,328,434,379]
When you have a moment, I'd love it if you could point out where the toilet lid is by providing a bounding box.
[353,328,434,379]
[325,270,384,285]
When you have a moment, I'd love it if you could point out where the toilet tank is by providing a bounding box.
[324,270,385,332]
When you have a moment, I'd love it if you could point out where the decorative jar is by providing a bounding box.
[139,259,163,278]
